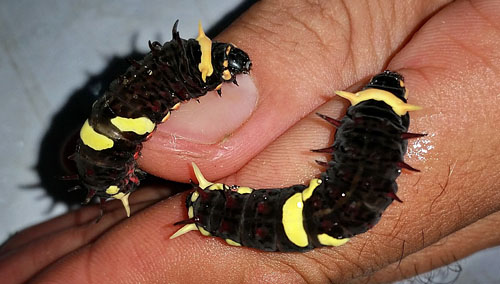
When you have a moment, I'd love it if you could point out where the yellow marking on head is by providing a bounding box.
[215,83,222,91]
[192,162,213,189]
[161,112,171,123]
[302,179,322,201]
[196,21,213,82]
[170,223,198,239]
[199,227,211,236]
[225,45,231,55]
[222,69,232,81]
[188,206,194,218]
[335,89,422,116]
[317,234,350,247]
[80,119,114,151]
[225,239,242,246]
[399,80,405,87]
[111,116,155,135]
[236,187,253,194]
[223,59,228,68]
[112,192,131,217]
[105,185,120,195]
[171,102,181,110]
[282,193,309,247]
[190,191,199,202]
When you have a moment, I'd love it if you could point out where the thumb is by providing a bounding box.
[139,0,450,182]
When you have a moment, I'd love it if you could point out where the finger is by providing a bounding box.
[225,0,500,280]
[139,0,452,182]
[0,187,172,284]
[31,193,332,283]
[0,186,171,256]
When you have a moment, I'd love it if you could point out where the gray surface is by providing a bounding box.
[0,1,498,283]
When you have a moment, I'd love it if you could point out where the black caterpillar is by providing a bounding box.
[73,21,251,216]
[171,71,425,252]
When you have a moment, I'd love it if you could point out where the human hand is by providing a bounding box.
[2,0,500,283]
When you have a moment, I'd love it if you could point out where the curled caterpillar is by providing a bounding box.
[74,21,251,216]
[171,71,424,252]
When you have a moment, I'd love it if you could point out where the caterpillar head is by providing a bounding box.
[365,70,407,101]
[211,43,251,85]
[226,45,252,76]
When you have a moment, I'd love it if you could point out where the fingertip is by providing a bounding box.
[156,75,258,145]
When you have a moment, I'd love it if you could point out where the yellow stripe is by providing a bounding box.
[335,89,422,116]
[282,193,309,247]
[80,119,114,151]
[198,227,211,236]
[105,185,120,195]
[208,183,225,190]
[222,69,232,81]
[236,187,253,194]
[190,191,199,202]
[225,239,242,246]
[110,116,155,135]
[302,179,322,201]
[317,234,350,247]
[196,21,213,82]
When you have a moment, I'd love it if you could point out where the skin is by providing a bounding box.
[2,0,500,282]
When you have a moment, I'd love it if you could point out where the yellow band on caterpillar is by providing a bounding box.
[80,119,114,151]
[196,21,213,82]
[335,89,421,116]
[282,193,309,247]
[317,234,350,246]
[302,179,322,201]
[110,116,155,135]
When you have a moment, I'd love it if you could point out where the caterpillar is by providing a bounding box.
[73,21,251,216]
[171,71,425,252]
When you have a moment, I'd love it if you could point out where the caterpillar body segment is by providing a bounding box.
[172,71,423,252]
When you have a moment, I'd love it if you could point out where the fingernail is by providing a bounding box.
[157,75,258,144]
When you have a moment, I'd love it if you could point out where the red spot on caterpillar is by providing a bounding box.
[257,201,270,215]
[219,221,231,233]
[255,227,268,238]
[130,176,139,185]
[60,174,79,181]
[321,220,334,231]
[133,151,140,160]
[224,192,237,209]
